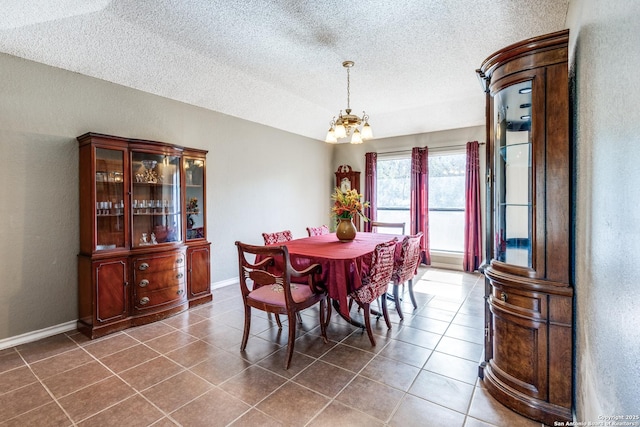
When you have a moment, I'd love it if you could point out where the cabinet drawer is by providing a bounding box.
[133,252,185,274]
[134,267,185,291]
[134,284,186,310]
[491,286,544,318]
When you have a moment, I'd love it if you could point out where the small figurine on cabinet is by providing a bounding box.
[150,233,157,244]
[340,177,351,193]
[140,233,148,245]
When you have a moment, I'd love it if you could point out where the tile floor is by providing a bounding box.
[0,267,544,426]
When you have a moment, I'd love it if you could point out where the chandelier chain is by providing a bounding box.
[346,66,351,110]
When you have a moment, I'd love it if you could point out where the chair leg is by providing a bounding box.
[393,283,404,320]
[324,296,332,328]
[408,278,418,309]
[241,306,251,350]
[319,297,329,343]
[275,314,282,329]
[284,312,297,369]
[362,302,376,346]
[381,294,392,329]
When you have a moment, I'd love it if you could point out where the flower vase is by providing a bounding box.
[336,217,357,242]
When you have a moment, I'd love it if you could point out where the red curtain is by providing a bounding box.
[364,152,377,232]
[411,147,430,265]
[463,141,482,272]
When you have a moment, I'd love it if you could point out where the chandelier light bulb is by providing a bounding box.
[325,127,337,143]
[361,118,373,140]
[351,128,363,144]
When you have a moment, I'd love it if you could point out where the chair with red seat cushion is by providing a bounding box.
[349,239,397,346]
[390,232,423,320]
[306,225,330,237]
[236,241,330,369]
[262,230,293,245]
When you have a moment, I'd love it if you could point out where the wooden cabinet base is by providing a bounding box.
[188,293,213,308]
[77,302,188,339]
[187,242,212,308]
[482,363,572,425]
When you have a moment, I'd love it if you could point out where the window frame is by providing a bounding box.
[375,148,467,254]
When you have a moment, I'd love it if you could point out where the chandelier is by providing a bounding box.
[325,61,373,144]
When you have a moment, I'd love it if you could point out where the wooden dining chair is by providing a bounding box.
[390,232,423,320]
[236,241,330,369]
[262,230,293,245]
[306,225,330,237]
[349,239,397,346]
[371,221,406,235]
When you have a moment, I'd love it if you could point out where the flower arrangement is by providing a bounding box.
[187,197,198,229]
[331,187,370,222]
[188,197,199,214]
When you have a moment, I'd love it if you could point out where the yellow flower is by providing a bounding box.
[331,188,370,222]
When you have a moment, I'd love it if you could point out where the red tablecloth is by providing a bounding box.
[281,232,401,318]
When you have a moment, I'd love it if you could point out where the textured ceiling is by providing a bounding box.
[0,0,569,141]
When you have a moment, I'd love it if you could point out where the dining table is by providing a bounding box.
[278,232,403,323]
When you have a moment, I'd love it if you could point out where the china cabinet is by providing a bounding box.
[77,133,211,338]
[476,30,573,424]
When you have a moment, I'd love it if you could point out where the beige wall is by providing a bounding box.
[0,53,332,341]
[566,0,640,417]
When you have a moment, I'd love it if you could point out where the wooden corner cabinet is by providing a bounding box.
[335,165,361,229]
[77,133,211,339]
[476,30,573,425]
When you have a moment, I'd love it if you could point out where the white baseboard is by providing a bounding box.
[430,251,463,271]
[0,320,77,351]
[0,279,240,351]
[211,277,237,289]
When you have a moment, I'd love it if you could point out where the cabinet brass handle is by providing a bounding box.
[139,279,149,288]
[139,297,150,305]
[176,272,184,279]
[177,289,184,295]
[500,292,508,302]
[176,258,183,264]
[139,263,149,271]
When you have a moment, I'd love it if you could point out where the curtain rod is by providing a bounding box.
[377,141,485,156]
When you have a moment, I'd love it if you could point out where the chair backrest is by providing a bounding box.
[262,230,293,245]
[306,225,330,237]
[371,221,406,235]
[392,232,423,284]
[236,241,297,306]
[350,239,397,304]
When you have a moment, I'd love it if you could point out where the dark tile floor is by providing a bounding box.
[0,267,543,426]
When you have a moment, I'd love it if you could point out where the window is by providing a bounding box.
[375,151,466,252]
[376,157,411,232]
[428,153,466,252]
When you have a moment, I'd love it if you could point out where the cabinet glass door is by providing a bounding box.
[95,148,126,250]
[184,157,205,240]
[131,152,182,247]
[493,80,532,267]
